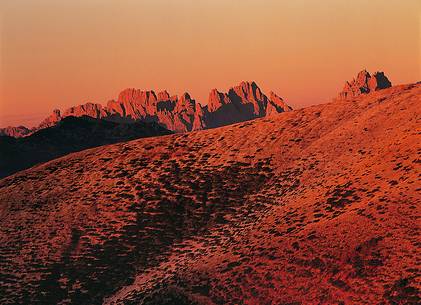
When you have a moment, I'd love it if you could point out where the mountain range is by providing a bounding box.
[0,70,391,139]
[1,70,418,304]
[1,81,293,138]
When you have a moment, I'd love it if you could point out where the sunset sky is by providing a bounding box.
[0,0,420,127]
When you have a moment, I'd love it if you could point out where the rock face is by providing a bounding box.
[202,81,292,128]
[105,89,203,132]
[0,126,32,138]
[338,70,392,99]
[8,81,291,137]
[63,103,107,120]
[38,109,62,129]
[267,91,293,116]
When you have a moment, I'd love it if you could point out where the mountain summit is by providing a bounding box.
[202,81,292,129]
[338,70,392,99]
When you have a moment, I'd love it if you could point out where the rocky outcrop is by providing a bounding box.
[5,82,292,137]
[94,89,202,132]
[229,81,266,116]
[266,91,293,116]
[37,82,291,133]
[38,109,62,129]
[338,70,392,99]
[208,89,231,112]
[202,81,291,128]
[63,103,107,120]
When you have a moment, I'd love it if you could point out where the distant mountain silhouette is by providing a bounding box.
[0,116,171,178]
[0,125,32,138]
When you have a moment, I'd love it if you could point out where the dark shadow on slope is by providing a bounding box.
[0,116,172,178]
[23,158,273,304]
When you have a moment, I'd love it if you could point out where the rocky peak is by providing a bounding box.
[118,88,158,105]
[63,103,106,119]
[227,81,266,116]
[175,92,196,114]
[38,109,62,129]
[208,89,230,112]
[266,91,292,116]
[229,81,263,103]
[180,92,192,101]
[338,70,392,99]
[157,90,171,101]
[192,104,206,131]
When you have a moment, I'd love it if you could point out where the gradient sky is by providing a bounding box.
[0,0,420,127]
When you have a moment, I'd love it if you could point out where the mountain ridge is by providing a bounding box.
[2,80,294,137]
[1,70,392,138]
[29,81,291,136]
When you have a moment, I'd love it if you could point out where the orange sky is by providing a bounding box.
[0,0,420,127]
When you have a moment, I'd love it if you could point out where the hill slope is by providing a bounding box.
[0,116,171,178]
[0,83,419,304]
